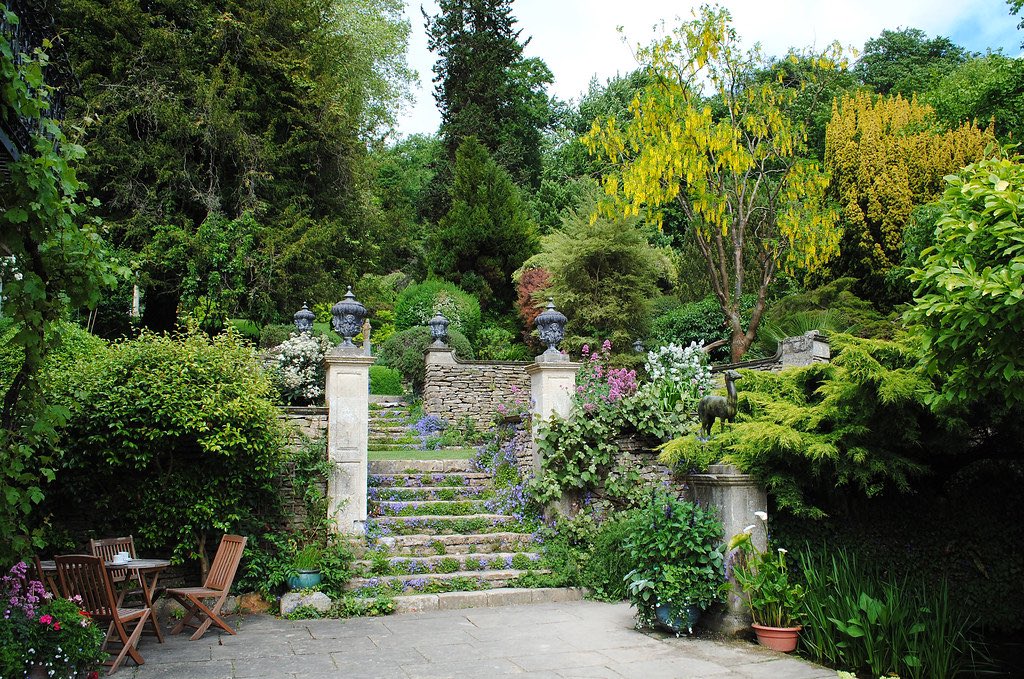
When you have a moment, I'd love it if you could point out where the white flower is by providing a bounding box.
[743,524,756,534]
[777,548,788,554]
[13,272,22,281]
[754,511,768,522]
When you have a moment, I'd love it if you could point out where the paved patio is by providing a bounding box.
[129,601,835,679]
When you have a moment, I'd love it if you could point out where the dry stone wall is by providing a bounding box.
[277,407,328,532]
[422,347,530,428]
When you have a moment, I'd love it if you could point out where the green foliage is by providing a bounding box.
[622,492,725,628]
[378,326,473,394]
[729,525,804,627]
[691,335,958,518]
[527,190,664,351]
[475,323,531,361]
[59,0,414,326]
[393,280,481,342]
[760,279,895,342]
[927,53,1024,143]
[650,295,757,360]
[424,0,552,206]
[905,151,1024,408]
[45,329,286,565]
[428,137,539,309]
[853,28,968,97]
[797,548,978,679]
[259,324,292,349]
[369,365,403,395]
[0,7,120,560]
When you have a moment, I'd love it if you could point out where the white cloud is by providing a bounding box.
[397,0,1021,136]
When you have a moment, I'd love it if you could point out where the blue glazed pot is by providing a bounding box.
[655,603,702,635]
[287,570,322,590]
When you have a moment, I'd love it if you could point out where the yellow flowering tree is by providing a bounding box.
[824,92,994,299]
[583,5,842,361]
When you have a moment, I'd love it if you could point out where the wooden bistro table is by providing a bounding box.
[41,557,171,643]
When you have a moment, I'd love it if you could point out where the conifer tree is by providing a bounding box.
[428,137,537,309]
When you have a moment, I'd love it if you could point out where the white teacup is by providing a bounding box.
[113,552,131,564]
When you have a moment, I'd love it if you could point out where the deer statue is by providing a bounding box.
[697,369,742,437]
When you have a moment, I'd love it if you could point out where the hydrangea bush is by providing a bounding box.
[0,562,105,678]
[274,332,333,406]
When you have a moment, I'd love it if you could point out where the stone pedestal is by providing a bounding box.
[687,464,768,636]
[324,347,375,535]
[525,352,580,474]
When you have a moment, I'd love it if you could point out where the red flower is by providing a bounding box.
[87,673,99,679]
[79,609,91,617]
[53,622,61,631]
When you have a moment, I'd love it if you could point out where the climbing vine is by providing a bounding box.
[0,5,120,560]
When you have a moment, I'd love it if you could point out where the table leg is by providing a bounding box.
[139,571,165,643]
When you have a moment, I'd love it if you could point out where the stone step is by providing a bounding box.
[368,472,491,488]
[372,532,535,556]
[369,459,477,474]
[367,442,422,451]
[353,551,541,576]
[370,486,487,501]
[372,499,489,517]
[388,587,587,614]
[346,568,546,594]
[372,514,518,535]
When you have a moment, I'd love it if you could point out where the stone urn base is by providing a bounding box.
[751,623,801,652]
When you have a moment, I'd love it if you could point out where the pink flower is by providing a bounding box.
[602,339,612,352]
[38,614,52,625]
[581,344,590,355]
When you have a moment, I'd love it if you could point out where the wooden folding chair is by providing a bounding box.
[167,534,247,641]
[56,554,151,676]
[89,536,138,591]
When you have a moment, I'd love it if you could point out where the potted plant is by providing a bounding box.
[623,492,726,635]
[286,544,323,590]
[729,512,805,652]
[0,562,106,678]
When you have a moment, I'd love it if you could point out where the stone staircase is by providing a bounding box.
[351,403,584,612]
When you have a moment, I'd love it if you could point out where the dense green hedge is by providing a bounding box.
[378,326,473,394]
[44,329,286,564]
[650,294,756,359]
[394,280,481,343]
[369,365,403,395]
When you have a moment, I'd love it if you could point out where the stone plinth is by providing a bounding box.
[324,347,375,535]
[687,464,767,636]
[526,352,580,474]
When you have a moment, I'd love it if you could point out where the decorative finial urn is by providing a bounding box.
[293,302,315,334]
[535,298,567,355]
[427,313,450,347]
[331,286,366,347]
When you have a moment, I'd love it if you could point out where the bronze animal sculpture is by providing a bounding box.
[697,369,742,437]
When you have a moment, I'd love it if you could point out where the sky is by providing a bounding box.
[395,0,1022,137]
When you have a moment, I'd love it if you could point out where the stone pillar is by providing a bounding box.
[686,463,768,636]
[525,353,580,474]
[324,346,375,535]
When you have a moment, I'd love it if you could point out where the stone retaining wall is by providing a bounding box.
[713,330,830,374]
[422,346,531,428]
[277,407,328,532]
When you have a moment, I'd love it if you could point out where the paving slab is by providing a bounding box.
[128,600,835,679]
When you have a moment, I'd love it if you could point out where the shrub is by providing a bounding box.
[369,365,403,395]
[260,323,292,348]
[476,324,531,361]
[393,280,481,342]
[271,332,333,406]
[45,329,286,564]
[378,326,473,394]
[650,294,757,360]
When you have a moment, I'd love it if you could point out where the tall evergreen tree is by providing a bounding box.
[423,0,551,220]
[428,137,537,309]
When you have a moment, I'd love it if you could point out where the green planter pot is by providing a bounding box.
[655,603,702,636]
[287,570,322,590]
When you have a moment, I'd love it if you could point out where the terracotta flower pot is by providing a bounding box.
[751,623,801,653]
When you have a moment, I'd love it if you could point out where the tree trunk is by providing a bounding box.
[197,532,209,584]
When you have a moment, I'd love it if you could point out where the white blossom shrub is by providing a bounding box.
[274,332,333,406]
[639,341,715,413]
